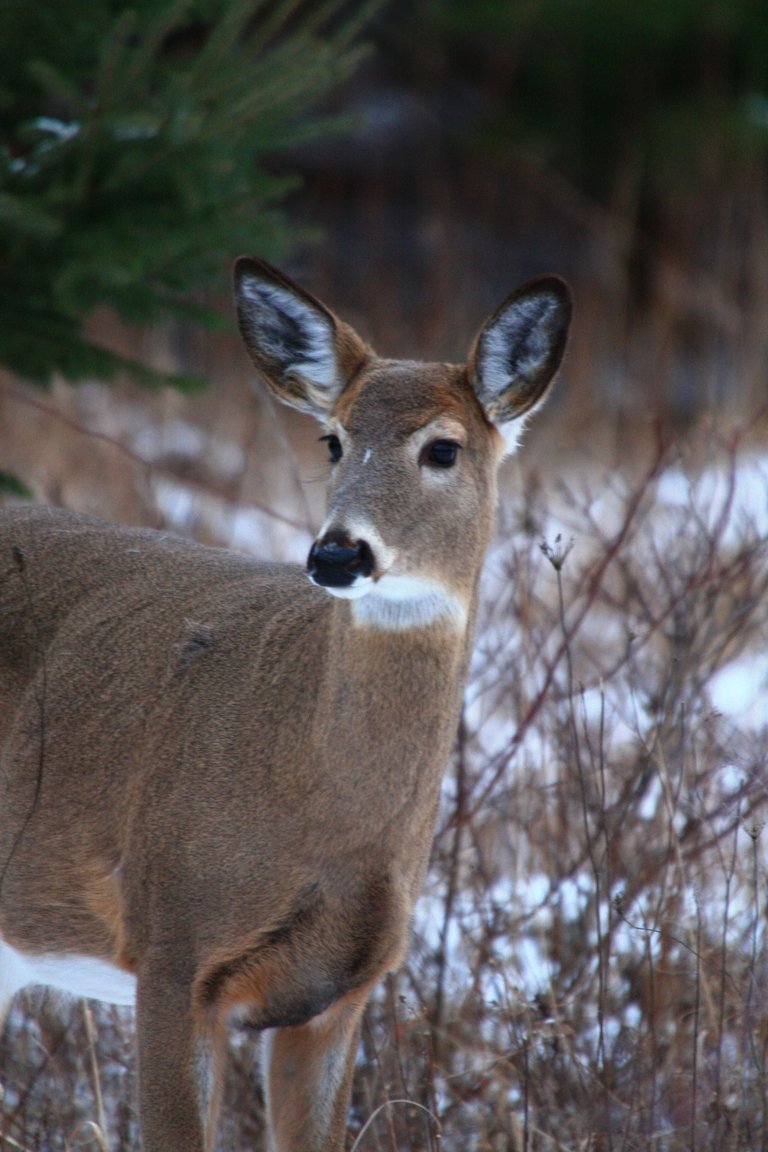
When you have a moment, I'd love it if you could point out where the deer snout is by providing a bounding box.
[308,530,375,590]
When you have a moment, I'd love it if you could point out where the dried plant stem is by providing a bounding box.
[691,899,701,1152]
[81,1002,109,1152]
[350,1100,439,1152]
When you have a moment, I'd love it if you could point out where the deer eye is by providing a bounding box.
[319,434,343,464]
[421,439,461,469]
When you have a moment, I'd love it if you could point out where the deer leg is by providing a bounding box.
[136,962,223,1152]
[263,985,371,1152]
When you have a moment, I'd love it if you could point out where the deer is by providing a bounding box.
[0,256,571,1151]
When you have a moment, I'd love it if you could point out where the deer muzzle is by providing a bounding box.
[307,531,376,589]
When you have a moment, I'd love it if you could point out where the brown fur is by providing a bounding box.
[0,258,571,1150]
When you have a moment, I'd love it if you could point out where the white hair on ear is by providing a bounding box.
[238,275,337,391]
[495,416,526,458]
[480,294,562,406]
[471,282,569,458]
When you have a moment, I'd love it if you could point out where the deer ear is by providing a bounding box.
[468,276,572,454]
[234,257,369,419]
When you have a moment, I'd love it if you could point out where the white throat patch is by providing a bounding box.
[348,574,468,632]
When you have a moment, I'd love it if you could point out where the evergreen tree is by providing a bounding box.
[0,0,375,387]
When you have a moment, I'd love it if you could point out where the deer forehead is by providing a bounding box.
[332,361,486,441]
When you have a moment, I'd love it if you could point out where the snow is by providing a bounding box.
[656,450,768,543]
[33,117,81,143]
[710,653,768,726]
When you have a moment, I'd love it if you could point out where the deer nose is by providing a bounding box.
[307,531,375,588]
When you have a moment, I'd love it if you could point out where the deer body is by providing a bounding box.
[0,259,570,1150]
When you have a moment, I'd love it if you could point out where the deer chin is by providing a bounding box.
[315,576,373,600]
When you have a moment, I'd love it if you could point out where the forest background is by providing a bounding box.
[1,2,767,1150]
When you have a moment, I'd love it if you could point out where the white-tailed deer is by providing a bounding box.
[0,258,571,1150]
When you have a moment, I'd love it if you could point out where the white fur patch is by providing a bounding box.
[315,578,372,600]
[352,574,467,632]
[496,416,526,457]
[0,937,136,1006]
[313,571,467,629]
[1,937,29,1015]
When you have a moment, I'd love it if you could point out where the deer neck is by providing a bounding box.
[316,578,479,771]
[300,590,474,898]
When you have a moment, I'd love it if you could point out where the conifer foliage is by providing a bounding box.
[0,0,373,387]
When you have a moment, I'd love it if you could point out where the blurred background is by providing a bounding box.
[2,0,767,528]
[1,2,767,1150]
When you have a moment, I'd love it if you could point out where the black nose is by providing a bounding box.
[307,532,375,588]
